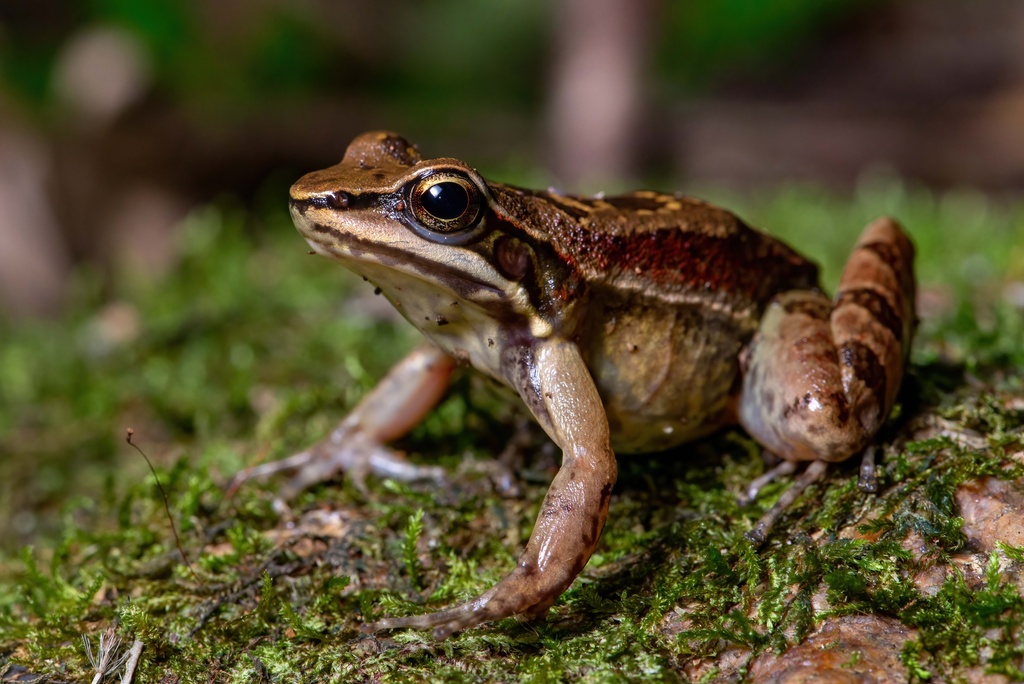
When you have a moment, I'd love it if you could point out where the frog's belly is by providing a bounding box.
[585,294,752,454]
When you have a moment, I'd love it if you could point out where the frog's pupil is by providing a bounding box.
[423,182,468,220]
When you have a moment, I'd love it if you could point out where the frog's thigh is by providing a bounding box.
[739,290,864,462]
[739,217,915,464]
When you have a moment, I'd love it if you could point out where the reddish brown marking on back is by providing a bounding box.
[489,185,819,306]
[572,227,818,305]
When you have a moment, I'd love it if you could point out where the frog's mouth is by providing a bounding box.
[299,218,508,302]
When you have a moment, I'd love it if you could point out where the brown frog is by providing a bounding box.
[235,131,916,639]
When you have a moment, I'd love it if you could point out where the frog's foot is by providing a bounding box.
[745,445,880,544]
[228,344,456,500]
[364,562,562,640]
[738,218,914,544]
[227,429,446,500]
[745,459,829,546]
[858,445,879,493]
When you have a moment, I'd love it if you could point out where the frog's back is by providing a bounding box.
[491,185,819,304]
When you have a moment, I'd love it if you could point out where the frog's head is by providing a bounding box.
[289,131,582,342]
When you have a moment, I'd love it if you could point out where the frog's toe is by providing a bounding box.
[739,458,797,505]
[226,450,318,498]
[746,459,830,545]
[365,562,565,639]
[229,430,447,500]
[282,433,447,497]
[857,445,879,493]
[363,594,519,640]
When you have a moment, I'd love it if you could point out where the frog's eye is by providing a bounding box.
[409,173,482,234]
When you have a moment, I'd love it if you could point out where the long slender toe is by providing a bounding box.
[746,459,830,545]
[858,445,879,493]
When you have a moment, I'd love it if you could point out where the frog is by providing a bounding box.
[235,131,916,640]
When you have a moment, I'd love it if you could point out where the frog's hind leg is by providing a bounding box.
[738,217,915,543]
[227,344,455,500]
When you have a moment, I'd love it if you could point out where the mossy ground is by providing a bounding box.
[1,181,1023,682]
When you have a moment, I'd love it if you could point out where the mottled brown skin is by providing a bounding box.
[243,131,915,639]
[738,220,915,466]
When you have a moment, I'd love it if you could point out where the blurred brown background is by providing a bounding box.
[1,0,1023,319]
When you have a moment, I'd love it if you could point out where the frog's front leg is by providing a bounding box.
[366,338,617,639]
[739,217,915,543]
[228,344,455,499]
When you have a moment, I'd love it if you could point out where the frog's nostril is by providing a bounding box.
[312,191,349,210]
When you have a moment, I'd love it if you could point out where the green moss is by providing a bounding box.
[897,552,1024,680]
[2,185,1023,681]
